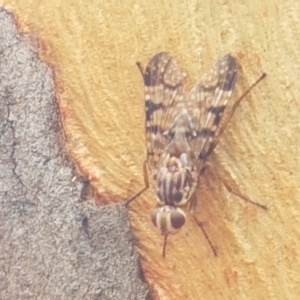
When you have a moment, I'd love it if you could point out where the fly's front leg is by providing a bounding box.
[126,160,149,207]
[204,162,267,210]
[207,73,267,156]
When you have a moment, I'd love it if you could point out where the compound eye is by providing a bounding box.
[151,207,160,228]
[170,209,185,230]
[151,206,186,235]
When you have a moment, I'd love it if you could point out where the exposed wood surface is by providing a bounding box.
[1,1,300,299]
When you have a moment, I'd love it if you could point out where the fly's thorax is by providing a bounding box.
[155,155,196,206]
[151,205,186,235]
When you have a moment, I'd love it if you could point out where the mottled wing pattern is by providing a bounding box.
[186,54,238,171]
[143,52,184,174]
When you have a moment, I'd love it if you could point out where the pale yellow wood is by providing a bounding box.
[3,0,300,298]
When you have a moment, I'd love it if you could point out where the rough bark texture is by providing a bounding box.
[1,1,300,299]
[0,9,149,300]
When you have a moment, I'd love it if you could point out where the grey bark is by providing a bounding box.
[0,8,149,300]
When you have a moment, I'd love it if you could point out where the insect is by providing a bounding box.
[127,52,266,257]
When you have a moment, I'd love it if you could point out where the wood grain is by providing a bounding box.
[3,0,300,298]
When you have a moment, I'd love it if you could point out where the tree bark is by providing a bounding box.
[0,9,149,300]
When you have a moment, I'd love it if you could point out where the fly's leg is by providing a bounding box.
[126,160,149,207]
[126,62,149,207]
[189,194,218,256]
[204,162,267,210]
[193,215,218,256]
[136,61,144,76]
[207,73,267,156]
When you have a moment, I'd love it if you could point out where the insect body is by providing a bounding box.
[130,53,266,256]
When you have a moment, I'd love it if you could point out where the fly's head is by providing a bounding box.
[151,204,186,257]
[151,205,186,235]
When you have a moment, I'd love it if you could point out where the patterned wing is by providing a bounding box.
[142,52,184,174]
[186,54,238,170]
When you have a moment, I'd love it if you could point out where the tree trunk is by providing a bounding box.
[1,1,300,299]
